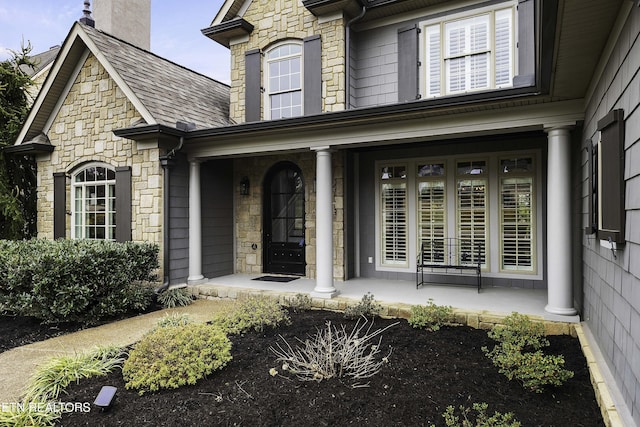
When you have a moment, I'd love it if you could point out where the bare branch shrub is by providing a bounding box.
[269,317,397,385]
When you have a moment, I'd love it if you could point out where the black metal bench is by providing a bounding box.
[416,238,483,292]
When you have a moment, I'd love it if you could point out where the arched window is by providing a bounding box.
[265,42,303,119]
[71,163,116,240]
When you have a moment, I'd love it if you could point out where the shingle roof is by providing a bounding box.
[81,24,230,129]
[20,45,61,77]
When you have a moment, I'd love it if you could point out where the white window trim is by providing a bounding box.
[70,162,116,240]
[263,40,304,120]
[418,0,518,99]
[374,150,543,280]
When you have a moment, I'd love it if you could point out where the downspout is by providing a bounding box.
[345,2,367,109]
[155,136,185,294]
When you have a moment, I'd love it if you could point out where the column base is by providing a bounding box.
[311,290,339,299]
[187,275,206,285]
[545,304,577,316]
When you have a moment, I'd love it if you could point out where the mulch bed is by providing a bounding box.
[47,310,604,427]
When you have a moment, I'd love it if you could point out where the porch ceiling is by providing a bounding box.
[550,0,626,101]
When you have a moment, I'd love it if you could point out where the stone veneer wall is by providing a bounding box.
[35,54,163,253]
[229,0,346,123]
[234,152,345,280]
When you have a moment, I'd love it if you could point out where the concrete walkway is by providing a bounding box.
[0,299,231,404]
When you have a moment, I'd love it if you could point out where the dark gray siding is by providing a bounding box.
[201,159,234,278]
[581,7,640,425]
[168,156,189,283]
[351,25,398,108]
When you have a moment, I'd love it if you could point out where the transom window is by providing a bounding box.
[423,3,515,97]
[71,164,116,240]
[266,42,302,119]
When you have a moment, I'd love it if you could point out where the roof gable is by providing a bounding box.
[14,22,230,146]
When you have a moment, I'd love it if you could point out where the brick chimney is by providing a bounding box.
[92,0,151,51]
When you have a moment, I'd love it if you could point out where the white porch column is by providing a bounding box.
[545,127,576,315]
[312,147,338,298]
[188,160,205,284]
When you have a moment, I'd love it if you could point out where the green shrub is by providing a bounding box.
[483,312,574,393]
[123,323,232,395]
[287,293,312,313]
[157,287,193,308]
[408,299,453,331]
[0,239,158,324]
[23,345,125,402]
[344,293,382,319]
[486,312,548,352]
[434,402,521,427]
[211,295,290,334]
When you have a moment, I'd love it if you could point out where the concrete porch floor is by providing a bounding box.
[197,274,580,323]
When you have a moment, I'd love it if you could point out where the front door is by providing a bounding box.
[263,162,306,275]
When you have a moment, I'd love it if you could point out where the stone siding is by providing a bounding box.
[35,54,164,256]
[229,0,346,123]
[234,152,345,280]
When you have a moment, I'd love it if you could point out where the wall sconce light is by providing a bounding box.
[240,176,250,195]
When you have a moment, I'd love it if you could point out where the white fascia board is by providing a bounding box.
[12,25,84,146]
[211,0,252,26]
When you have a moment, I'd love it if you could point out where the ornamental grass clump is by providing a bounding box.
[0,402,62,427]
[211,294,290,335]
[157,287,193,308]
[22,345,126,402]
[482,312,574,393]
[408,299,454,331]
[123,323,232,395]
[269,317,397,386]
[155,313,193,328]
[343,293,383,319]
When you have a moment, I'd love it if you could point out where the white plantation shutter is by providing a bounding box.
[425,25,441,97]
[427,6,514,96]
[418,180,446,263]
[500,157,534,271]
[494,9,513,87]
[457,161,487,267]
[382,182,407,264]
[445,15,490,93]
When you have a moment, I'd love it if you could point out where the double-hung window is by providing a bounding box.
[266,42,302,119]
[423,3,515,97]
[72,164,116,240]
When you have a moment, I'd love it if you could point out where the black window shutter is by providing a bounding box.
[398,25,419,102]
[245,48,262,122]
[53,172,66,239]
[596,109,625,244]
[513,0,536,87]
[585,139,598,235]
[115,166,132,242]
[304,35,322,115]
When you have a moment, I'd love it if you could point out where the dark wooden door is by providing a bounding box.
[263,163,305,275]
